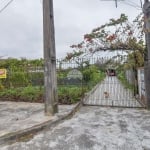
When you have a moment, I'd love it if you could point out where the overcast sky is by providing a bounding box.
[0,0,142,59]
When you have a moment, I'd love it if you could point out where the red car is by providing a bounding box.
[107,69,116,76]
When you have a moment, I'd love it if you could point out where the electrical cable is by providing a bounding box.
[127,0,141,7]
[121,1,142,10]
[0,0,14,14]
[99,0,142,9]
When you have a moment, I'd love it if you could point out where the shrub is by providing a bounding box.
[82,65,105,87]
[117,70,134,91]
[58,86,87,104]
[0,86,43,103]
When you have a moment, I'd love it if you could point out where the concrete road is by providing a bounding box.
[1,106,150,150]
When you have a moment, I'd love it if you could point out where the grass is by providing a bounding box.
[0,86,43,103]
[0,85,86,104]
[58,85,88,104]
[117,70,135,91]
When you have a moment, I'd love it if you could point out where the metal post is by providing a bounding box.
[143,0,150,109]
[43,0,58,115]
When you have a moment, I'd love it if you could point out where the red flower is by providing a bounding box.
[106,34,116,42]
[128,31,133,36]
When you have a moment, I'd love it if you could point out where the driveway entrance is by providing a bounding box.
[83,76,143,108]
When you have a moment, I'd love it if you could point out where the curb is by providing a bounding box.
[0,102,82,146]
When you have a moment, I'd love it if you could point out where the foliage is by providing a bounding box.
[0,80,4,90]
[20,86,43,102]
[62,13,144,70]
[57,70,68,80]
[29,72,44,86]
[0,58,44,88]
[82,65,105,86]
[117,68,134,91]
[9,71,30,88]
[0,59,105,104]
[58,86,87,104]
[0,85,87,104]
[124,50,144,69]
[0,58,44,69]
[0,86,43,103]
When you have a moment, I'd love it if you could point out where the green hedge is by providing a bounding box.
[0,64,105,104]
[82,65,105,89]
[0,86,43,103]
[117,70,134,91]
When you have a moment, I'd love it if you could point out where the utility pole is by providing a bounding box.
[43,0,58,115]
[143,0,150,109]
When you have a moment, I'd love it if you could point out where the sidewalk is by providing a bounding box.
[0,101,81,145]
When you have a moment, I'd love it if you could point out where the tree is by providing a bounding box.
[63,13,145,69]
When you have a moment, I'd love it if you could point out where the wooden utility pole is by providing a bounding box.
[143,0,150,109]
[43,0,58,115]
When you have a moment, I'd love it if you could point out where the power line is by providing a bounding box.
[121,1,142,10]
[127,0,141,6]
[99,0,142,10]
[0,0,14,14]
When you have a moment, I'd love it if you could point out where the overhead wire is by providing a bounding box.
[126,0,141,6]
[121,0,142,10]
[0,0,14,14]
[99,0,142,10]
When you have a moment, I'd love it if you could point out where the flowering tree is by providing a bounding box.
[64,13,144,68]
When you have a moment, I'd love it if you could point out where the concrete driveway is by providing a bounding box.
[1,106,150,150]
[84,76,142,108]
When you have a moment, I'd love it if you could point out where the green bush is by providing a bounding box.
[0,85,86,104]
[117,70,134,91]
[29,72,44,86]
[82,65,105,87]
[20,86,43,102]
[58,86,86,104]
[0,86,43,103]
[0,59,106,104]
[9,71,30,87]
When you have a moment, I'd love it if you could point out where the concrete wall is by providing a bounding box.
[138,68,146,105]
[125,69,135,85]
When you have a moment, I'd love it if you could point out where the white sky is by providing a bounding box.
[0,0,143,59]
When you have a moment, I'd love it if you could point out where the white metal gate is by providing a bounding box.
[83,76,143,108]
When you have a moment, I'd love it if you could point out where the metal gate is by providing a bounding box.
[83,76,143,108]
[82,56,144,108]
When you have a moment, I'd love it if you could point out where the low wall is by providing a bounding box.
[125,69,135,85]
[137,68,146,105]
